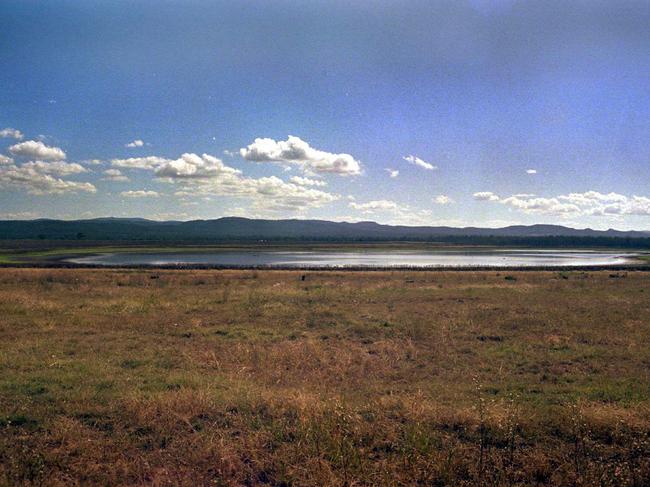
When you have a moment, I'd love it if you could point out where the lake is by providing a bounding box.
[67,249,637,268]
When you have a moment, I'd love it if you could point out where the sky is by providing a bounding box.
[1,0,649,229]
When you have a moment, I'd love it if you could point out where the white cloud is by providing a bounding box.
[433,195,453,205]
[526,169,537,174]
[289,176,327,187]
[22,161,87,176]
[558,191,627,206]
[0,155,14,165]
[125,139,144,148]
[240,135,361,176]
[500,195,580,215]
[176,174,339,212]
[120,190,160,198]
[9,140,66,161]
[619,196,650,216]
[349,199,399,212]
[0,164,96,195]
[111,156,169,169]
[247,177,338,211]
[0,211,39,220]
[474,190,650,217]
[102,169,129,182]
[385,168,399,178]
[113,150,340,212]
[473,191,500,201]
[150,212,190,221]
[403,155,437,171]
[566,193,650,216]
[111,153,240,180]
[154,153,241,179]
[0,128,24,140]
[349,199,434,225]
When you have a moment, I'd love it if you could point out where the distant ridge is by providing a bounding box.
[0,217,649,246]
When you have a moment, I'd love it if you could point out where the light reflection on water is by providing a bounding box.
[67,249,637,268]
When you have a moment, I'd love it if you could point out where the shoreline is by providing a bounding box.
[2,261,648,272]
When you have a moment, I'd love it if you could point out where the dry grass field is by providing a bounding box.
[1,268,649,486]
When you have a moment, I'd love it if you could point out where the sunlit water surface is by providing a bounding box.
[67,249,637,268]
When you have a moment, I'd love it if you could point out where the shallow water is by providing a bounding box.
[67,249,637,268]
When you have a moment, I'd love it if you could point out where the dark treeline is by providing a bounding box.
[417,235,650,248]
[2,236,650,250]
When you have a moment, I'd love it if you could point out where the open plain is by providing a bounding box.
[1,268,649,486]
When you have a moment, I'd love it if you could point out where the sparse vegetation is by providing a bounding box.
[1,269,649,485]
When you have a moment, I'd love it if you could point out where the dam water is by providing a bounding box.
[67,249,637,268]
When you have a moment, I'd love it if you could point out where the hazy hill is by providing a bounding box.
[0,217,649,247]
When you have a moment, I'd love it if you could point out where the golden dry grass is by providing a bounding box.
[0,268,649,485]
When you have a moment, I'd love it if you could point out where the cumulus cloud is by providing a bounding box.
[349,198,433,225]
[560,192,650,216]
[526,169,537,174]
[403,155,437,171]
[558,191,627,206]
[111,153,240,180]
[22,161,87,176]
[349,199,399,212]
[9,140,66,161]
[102,169,129,182]
[111,156,168,169]
[125,139,144,148]
[120,190,159,198]
[184,174,339,211]
[0,128,23,140]
[112,150,340,212]
[154,153,241,179]
[289,176,327,187]
[240,135,361,176]
[433,195,453,205]
[500,195,580,214]
[247,177,338,210]
[0,155,13,165]
[174,176,338,212]
[474,190,650,216]
[473,191,500,201]
[385,168,399,178]
[0,164,96,195]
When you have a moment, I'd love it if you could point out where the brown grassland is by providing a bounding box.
[0,268,649,486]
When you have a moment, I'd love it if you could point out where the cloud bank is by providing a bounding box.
[0,163,96,195]
[474,191,650,216]
[113,151,340,212]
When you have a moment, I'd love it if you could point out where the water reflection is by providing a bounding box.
[68,249,636,268]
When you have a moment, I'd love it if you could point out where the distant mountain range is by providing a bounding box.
[0,217,649,246]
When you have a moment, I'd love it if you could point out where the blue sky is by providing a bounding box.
[1,0,649,229]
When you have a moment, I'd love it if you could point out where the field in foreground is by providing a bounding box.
[1,269,649,486]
